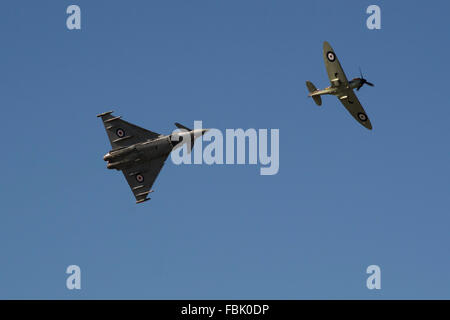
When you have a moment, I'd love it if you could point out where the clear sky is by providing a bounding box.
[1,0,449,299]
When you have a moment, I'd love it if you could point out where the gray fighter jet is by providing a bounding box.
[97,111,207,203]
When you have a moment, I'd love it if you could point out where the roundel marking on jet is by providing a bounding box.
[326,51,336,62]
[357,112,368,122]
[116,128,125,138]
[136,174,144,183]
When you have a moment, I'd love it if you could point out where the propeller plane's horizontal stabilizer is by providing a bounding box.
[306,81,322,106]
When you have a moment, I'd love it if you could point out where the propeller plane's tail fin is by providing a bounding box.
[306,81,322,106]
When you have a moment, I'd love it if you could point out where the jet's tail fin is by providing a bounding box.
[306,81,322,106]
[175,122,192,131]
[174,122,195,154]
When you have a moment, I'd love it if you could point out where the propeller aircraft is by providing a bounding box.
[306,41,374,130]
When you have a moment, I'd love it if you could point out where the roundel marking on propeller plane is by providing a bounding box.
[116,128,125,138]
[358,112,368,122]
[136,174,144,183]
[327,51,336,62]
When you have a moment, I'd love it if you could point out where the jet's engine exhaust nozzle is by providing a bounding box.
[103,153,113,161]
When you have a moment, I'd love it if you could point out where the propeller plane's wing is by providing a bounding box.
[323,41,349,87]
[337,90,373,130]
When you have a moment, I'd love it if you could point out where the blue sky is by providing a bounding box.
[0,0,449,299]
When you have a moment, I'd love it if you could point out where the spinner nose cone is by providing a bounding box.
[201,129,209,136]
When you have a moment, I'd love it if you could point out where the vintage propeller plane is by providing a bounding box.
[306,41,374,130]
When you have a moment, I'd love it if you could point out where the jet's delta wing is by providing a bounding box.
[122,155,169,203]
[323,41,349,87]
[97,111,162,150]
[337,89,373,130]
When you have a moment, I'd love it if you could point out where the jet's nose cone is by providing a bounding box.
[201,129,209,136]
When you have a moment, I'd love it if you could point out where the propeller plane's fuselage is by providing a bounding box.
[309,78,364,98]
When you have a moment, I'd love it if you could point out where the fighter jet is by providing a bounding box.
[97,111,208,203]
[306,41,374,130]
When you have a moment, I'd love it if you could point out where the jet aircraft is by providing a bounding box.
[97,111,207,203]
[306,41,374,130]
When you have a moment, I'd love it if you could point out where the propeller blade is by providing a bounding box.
[365,81,375,87]
[357,82,363,91]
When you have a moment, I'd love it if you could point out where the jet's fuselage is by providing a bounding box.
[103,129,207,170]
[105,136,173,170]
